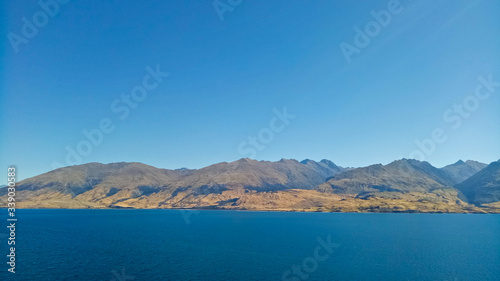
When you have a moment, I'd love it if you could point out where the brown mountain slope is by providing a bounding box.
[1,158,498,213]
[1,158,345,208]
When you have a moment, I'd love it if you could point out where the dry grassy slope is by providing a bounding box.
[2,159,500,213]
[12,189,494,213]
[2,162,184,201]
[0,158,345,207]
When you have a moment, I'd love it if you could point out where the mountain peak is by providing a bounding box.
[236,158,253,163]
[278,158,299,163]
[441,160,487,185]
[319,159,339,168]
[300,159,313,164]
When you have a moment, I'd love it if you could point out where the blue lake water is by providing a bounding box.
[1,209,499,281]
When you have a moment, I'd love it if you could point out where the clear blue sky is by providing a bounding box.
[1,0,499,182]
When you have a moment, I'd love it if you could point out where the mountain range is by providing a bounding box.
[1,158,499,213]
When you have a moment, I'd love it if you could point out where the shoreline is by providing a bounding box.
[2,206,498,214]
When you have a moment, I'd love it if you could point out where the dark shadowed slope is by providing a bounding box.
[455,160,500,205]
[441,160,487,184]
[317,159,456,194]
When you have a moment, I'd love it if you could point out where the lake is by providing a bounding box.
[1,209,499,280]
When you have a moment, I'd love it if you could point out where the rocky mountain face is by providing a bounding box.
[441,160,487,184]
[316,159,456,194]
[1,158,499,213]
[455,160,500,206]
[174,158,347,192]
[0,158,345,209]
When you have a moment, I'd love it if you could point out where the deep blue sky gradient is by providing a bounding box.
[1,0,499,181]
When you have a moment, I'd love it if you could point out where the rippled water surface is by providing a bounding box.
[1,209,499,280]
